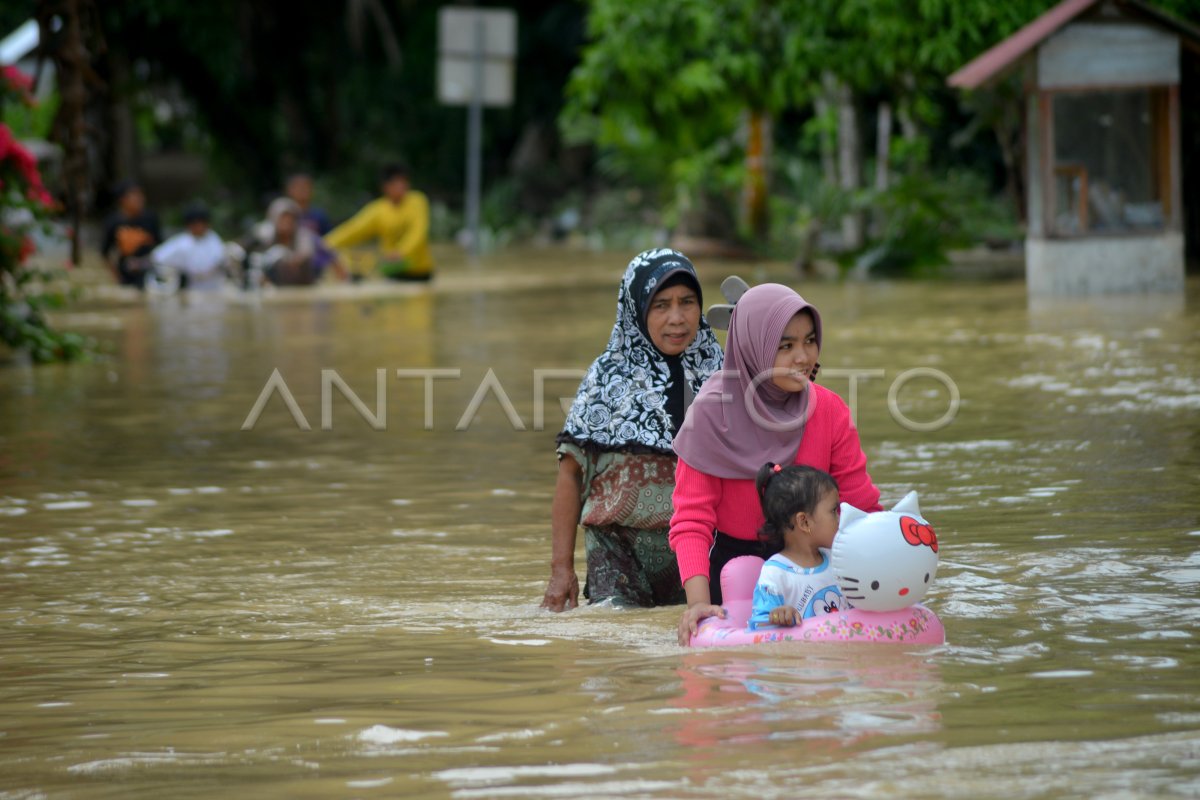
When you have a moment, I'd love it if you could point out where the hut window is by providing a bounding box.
[1051,88,1170,235]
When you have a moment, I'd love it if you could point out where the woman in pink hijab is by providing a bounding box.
[669,283,882,644]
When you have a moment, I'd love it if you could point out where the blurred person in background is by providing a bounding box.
[249,197,341,286]
[283,173,333,236]
[324,164,433,282]
[151,203,226,291]
[101,180,161,289]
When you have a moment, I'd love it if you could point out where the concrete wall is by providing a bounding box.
[1026,233,1185,295]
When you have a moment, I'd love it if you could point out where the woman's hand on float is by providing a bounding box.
[540,567,579,612]
[768,605,799,627]
[677,603,725,646]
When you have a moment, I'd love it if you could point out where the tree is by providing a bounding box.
[561,0,823,243]
[35,0,104,264]
[563,0,1083,259]
[75,0,588,226]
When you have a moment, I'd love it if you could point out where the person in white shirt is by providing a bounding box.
[152,204,226,291]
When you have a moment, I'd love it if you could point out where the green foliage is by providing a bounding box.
[768,154,855,260]
[562,0,1065,262]
[57,0,1200,266]
[1151,0,1200,23]
[2,88,58,141]
[473,176,537,249]
[561,0,819,215]
[1,69,90,363]
[853,171,1021,276]
[768,149,1021,275]
[855,174,970,275]
[579,185,665,251]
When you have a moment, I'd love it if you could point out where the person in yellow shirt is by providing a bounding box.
[325,164,434,281]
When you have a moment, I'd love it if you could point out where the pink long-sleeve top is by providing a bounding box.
[669,383,882,585]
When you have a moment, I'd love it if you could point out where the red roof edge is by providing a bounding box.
[948,0,1200,89]
[947,0,1099,90]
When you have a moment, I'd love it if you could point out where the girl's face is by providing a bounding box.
[771,311,819,392]
[645,284,701,356]
[790,486,841,550]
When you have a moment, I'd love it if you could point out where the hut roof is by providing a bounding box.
[947,0,1200,89]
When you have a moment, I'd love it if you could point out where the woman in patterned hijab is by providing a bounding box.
[542,249,723,610]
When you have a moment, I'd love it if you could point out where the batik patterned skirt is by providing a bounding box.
[557,442,685,607]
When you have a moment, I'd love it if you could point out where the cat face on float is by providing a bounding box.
[830,491,939,612]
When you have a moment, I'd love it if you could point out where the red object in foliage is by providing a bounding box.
[1,65,34,98]
[2,66,33,93]
[0,123,53,206]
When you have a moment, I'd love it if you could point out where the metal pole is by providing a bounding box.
[465,16,484,256]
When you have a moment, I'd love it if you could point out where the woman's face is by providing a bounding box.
[771,311,819,392]
[645,283,701,356]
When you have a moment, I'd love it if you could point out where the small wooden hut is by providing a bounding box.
[949,0,1199,296]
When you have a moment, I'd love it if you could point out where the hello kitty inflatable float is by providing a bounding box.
[687,491,945,647]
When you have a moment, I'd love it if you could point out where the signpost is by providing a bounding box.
[437,7,517,255]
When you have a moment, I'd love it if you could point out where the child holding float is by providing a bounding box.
[748,463,846,630]
[684,482,945,647]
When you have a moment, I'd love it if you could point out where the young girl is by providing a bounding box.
[747,463,844,629]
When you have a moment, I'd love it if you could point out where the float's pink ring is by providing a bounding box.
[687,556,945,648]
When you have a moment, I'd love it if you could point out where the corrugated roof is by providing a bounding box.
[947,0,1200,89]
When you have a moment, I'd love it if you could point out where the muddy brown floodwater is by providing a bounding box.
[2,248,1199,798]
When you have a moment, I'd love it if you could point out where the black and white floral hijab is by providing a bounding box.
[558,249,723,454]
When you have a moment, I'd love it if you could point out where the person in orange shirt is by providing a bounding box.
[324,164,433,281]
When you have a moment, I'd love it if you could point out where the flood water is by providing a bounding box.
[2,249,1199,798]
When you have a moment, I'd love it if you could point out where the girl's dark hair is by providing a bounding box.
[755,462,838,553]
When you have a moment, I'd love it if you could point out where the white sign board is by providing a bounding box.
[437,58,515,107]
[437,8,517,107]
